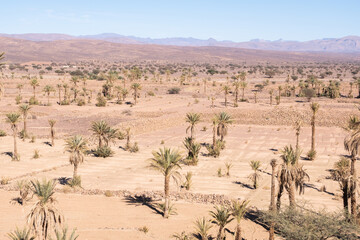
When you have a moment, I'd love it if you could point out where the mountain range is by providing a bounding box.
[1,33,360,53]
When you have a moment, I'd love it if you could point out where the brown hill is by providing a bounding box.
[0,37,359,63]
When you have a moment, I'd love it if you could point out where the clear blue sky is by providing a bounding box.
[0,0,359,41]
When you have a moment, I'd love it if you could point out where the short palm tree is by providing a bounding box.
[65,135,87,179]
[183,137,201,165]
[185,112,201,138]
[43,85,55,105]
[90,120,110,148]
[131,83,142,105]
[216,112,233,142]
[230,200,249,240]
[148,147,183,218]
[193,217,212,240]
[121,88,128,101]
[30,78,39,98]
[277,145,308,209]
[51,227,78,240]
[331,157,351,213]
[48,120,56,147]
[6,113,21,161]
[294,119,302,152]
[248,160,261,189]
[19,104,31,141]
[210,205,233,240]
[7,227,35,240]
[223,85,230,107]
[240,81,247,100]
[27,179,63,240]
[56,84,62,104]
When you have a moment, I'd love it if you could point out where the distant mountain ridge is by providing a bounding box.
[1,33,360,52]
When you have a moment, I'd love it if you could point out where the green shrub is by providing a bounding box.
[129,142,139,153]
[93,146,114,158]
[147,91,155,96]
[168,87,181,94]
[60,100,70,105]
[77,98,86,106]
[0,130,6,137]
[32,149,40,159]
[307,149,316,161]
[15,95,22,105]
[96,95,107,107]
[29,96,39,105]
[68,175,82,187]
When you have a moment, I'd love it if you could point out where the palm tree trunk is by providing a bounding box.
[164,175,170,218]
[235,90,238,103]
[51,128,55,147]
[224,93,227,107]
[13,128,18,161]
[276,184,283,211]
[343,181,349,214]
[47,94,50,105]
[288,182,296,209]
[134,90,137,104]
[270,93,273,105]
[73,163,78,179]
[191,126,194,139]
[99,137,103,148]
[269,160,277,240]
[242,88,245,100]
[23,119,27,141]
[311,114,316,152]
[235,223,241,240]
[213,123,216,146]
[296,133,299,152]
[350,156,357,218]
[33,87,36,98]
[217,226,224,240]
[58,90,61,104]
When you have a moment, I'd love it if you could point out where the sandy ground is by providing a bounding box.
[0,76,358,239]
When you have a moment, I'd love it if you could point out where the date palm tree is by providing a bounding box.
[294,119,302,152]
[240,81,247,100]
[233,81,240,103]
[62,83,69,102]
[48,120,56,147]
[185,112,201,139]
[121,88,128,101]
[248,160,261,189]
[277,145,309,209]
[43,85,55,105]
[90,120,110,148]
[30,78,39,98]
[269,159,277,240]
[27,179,63,240]
[269,89,274,106]
[230,200,249,240]
[310,102,320,154]
[7,227,35,240]
[56,84,62,104]
[330,157,351,214]
[223,85,230,107]
[210,205,233,240]
[6,113,21,161]
[193,217,212,240]
[65,135,88,179]
[216,112,233,142]
[131,83,142,105]
[19,104,31,141]
[148,147,183,218]
[17,83,24,98]
[51,228,78,240]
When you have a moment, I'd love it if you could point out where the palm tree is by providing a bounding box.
[269,159,277,240]
[233,81,240,103]
[19,104,31,141]
[183,137,201,165]
[43,85,55,105]
[248,160,261,189]
[310,102,320,154]
[65,135,87,179]
[30,78,40,98]
[131,83,142,105]
[193,217,212,240]
[121,88,128,101]
[90,120,110,148]
[17,83,24,97]
[185,113,201,139]
[70,77,79,87]
[210,205,233,240]
[278,86,283,104]
[62,83,69,102]
[148,147,183,218]
[6,113,21,161]
[269,89,274,106]
[240,81,247,100]
[125,127,131,150]
[56,84,62,104]
[212,117,217,146]
[223,85,230,107]
[7,227,35,240]
[330,157,351,213]
[216,112,233,142]
[27,179,63,240]
[48,120,56,147]
[277,145,308,209]
[294,119,302,152]
[230,200,249,240]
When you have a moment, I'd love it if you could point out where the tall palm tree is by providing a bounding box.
[185,112,201,139]
[233,81,240,103]
[62,83,69,102]
[90,120,110,148]
[43,85,55,105]
[240,81,247,100]
[65,135,87,179]
[19,104,31,141]
[294,119,302,152]
[6,113,21,161]
[223,85,230,107]
[30,78,40,98]
[277,145,308,209]
[249,160,261,189]
[131,83,142,105]
[269,89,274,106]
[216,112,233,142]
[194,217,212,240]
[48,120,56,147]
[56,84,62,104]
[269,159,277,240]
[7,227,35,240]
[330,157,351,213]
[212,117,217,147]
[210,205,233,240]
[310,102,320,154]
[17,83,24,98]
[27,179,63,240]
[230,200,249,240]
[148,147,183,218]
[125,127,131,150]
[278,86,283,104]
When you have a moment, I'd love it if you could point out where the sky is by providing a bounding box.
[0,0,359,42]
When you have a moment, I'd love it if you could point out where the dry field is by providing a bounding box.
[0,65,360,239]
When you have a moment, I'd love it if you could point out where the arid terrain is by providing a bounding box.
[0,55,360,239]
